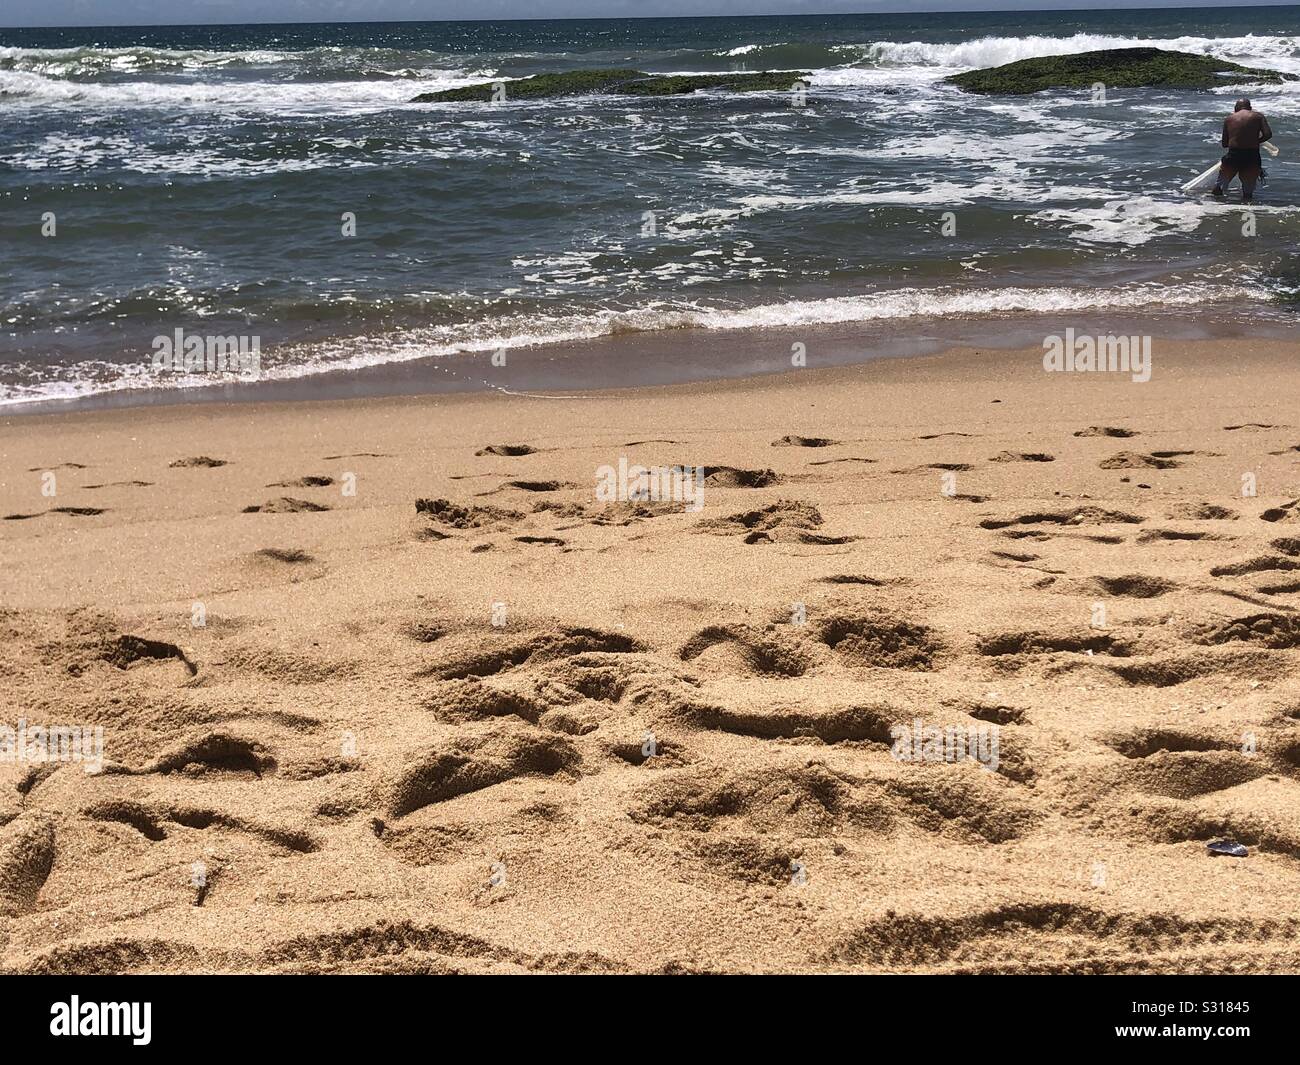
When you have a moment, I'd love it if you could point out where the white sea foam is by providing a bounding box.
[1030,196,1299,245]
[4,32,1299,112]
[0,62,488,114]
[0,281,1268,406]
[862,33,1300,74]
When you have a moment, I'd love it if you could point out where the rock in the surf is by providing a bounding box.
[412,69,811,103]
[946,47,1292,95]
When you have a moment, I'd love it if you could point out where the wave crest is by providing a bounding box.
[862,32,1300,72]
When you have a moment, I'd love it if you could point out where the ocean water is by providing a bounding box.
[3,8,1300,406]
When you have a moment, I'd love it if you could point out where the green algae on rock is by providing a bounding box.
[412,69,811,103]
[614,71,811,96]
[414,69,647,103]
[946,47,1291,95]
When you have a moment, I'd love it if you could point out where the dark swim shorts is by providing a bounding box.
[1222,147,1263,170]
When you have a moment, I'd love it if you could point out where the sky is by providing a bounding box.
[1,0,1295,30]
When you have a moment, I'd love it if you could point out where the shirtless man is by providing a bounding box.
[1213,98,1272,203]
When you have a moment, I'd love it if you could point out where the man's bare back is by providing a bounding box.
[1223,107,1272,150]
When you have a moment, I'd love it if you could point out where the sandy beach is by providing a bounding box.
[3,335,1300,974]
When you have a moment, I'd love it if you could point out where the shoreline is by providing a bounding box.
[5,308,1296,419]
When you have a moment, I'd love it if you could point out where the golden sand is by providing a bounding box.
[2,338,1299,973]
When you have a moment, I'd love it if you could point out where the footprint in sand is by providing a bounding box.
[944,696,1028,726]
[695,500,854,544]
[815,574,909,587]
[990,549,1040,562]
[808,456,876,466]
[1210,554,1300,577]
[1099,451,1181,469]
[1074,426,1138,438]
[242,497,330,514]
[986,550,1062,576]
[1190,611,1300,649]
[483,480,576,495]
[266,475,335,488]
[4,506,107,521]
[678,623,811,678]
[141,730,276,777]
[169,456,228,468]
[771,435,839,448]
[1000,529,1119,544]
[683,703,897,752]
[239,546,328,582]
[699,466,780,488]
[378,728,580,818]
[1106,727,1237,759]
[1260,500,1300,523]
[85,801,170,842]
[420,625,644,683]
[980,506,1143,530]
[1102,728,1263,798]
[1166,502,1237,521]
[988,451,1054,463]
[892,462,973,473]
[476,444,541,456]
[253,547,316,564]
[0,817,56,918]
[976,629,1131,657]
[87,795,316,855]
[608,735,690,767]
[1257,577,1300,595]
[103,634,197,675]
[1138,528,1231,543]
[414,498,521,525]
[813,610,943,671]
[1075,574,1178,598]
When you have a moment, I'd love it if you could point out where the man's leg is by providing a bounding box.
[1213,161,1238,198]
[1240,164,1261,203]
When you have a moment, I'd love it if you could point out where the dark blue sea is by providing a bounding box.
[3,8,1300,404]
